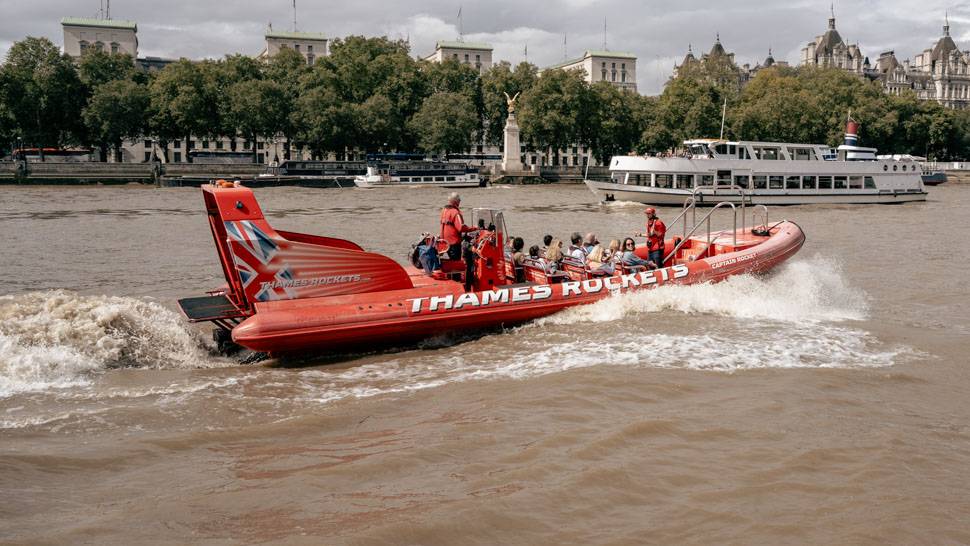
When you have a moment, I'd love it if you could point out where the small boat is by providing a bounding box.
[354,160,483,188]
[921,170,948,186]
[177,183,804,356]
[585,121,927,205]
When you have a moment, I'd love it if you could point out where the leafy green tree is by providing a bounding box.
[585,82,638,164]
[148,59,220,162]
[292,84,357,159]
[518,68,588,164]
[0,37,85,160]
[83,79,150,161]
[641,76,722,152]
[77,50,138,88]
[262,47,307,159]
[223,79,290,163]
[408,91,477,154]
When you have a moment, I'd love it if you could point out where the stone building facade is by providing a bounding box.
[544,50,637,92]
[258,30,328,66]
[423,41,493,74]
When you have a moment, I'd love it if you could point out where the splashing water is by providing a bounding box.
[0,290,225,396]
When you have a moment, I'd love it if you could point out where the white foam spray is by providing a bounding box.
[0,290,226,397]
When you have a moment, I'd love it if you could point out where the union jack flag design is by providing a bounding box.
[225,219,295,301]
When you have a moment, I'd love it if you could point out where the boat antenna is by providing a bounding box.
[719,98,727,140]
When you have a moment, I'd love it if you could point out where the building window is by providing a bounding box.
[173,140,181,149]
[453,53,458,59]
[307,54,314,66]
[257,142,264,150]
[294,44,300,52]
[465,54,469,61]
[144,139,152,147]
[111,42,119,53]
[307,45,313,52]
[94,41,104,52]
[602,62,606,68]
[244,141,251,150]
[602,70,607,79]
[174,152,181,162]
[622,63,625,69]
[188,140,195,150]
[216,141,224,150]
[612,71,616,81]
[612,62,616,69]
[144,152,151,162]
[476,54,480,61]
[202,140,209,149]
[622,73,626,82]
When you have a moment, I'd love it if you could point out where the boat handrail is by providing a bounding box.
[666,197,696,239]
[664,202,738,265]
[690,184,746,227]
[752,205,769,232]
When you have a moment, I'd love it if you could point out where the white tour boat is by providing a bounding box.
[585,121,927,205]
[354,160,483,188]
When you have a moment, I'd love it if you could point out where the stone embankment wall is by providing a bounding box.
[0,162,265,185]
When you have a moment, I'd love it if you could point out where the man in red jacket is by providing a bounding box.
[635,206,666,268]
[440,192,476,260]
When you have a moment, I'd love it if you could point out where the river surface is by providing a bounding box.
[2,183,969,544]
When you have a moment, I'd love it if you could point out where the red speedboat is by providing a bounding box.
[178,184,805,356]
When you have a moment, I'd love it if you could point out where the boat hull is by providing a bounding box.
[231,221,806,355]
[585,179,928,205]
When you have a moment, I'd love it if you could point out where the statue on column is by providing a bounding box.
[503,91,520,114]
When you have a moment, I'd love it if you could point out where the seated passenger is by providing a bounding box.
[583,232,598,253]
[528,245,541,260]
[604,238,622,264]
[542,238,565,273]
[568,232,587,263]
[510,237,527,282]
[541,234,553,257]
[586,244,614,276]
[621,237,653,269]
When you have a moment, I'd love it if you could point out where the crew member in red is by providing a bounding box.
[635,206,666,269]
[440,192,476,260]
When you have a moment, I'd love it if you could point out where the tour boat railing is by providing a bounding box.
[663,201,739,265]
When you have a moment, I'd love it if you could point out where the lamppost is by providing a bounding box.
[15,136,24,170]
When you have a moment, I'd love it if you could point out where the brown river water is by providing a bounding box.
[1,183,969,544]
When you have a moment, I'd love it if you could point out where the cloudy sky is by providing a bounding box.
[3,1,967,95]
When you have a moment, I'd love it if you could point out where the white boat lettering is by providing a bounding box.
[562,281,583,296]
[711,252,758,270]
[260,274,362,291]
[429,295,454,311]
[582,278,604,293]
[453,292,480,309]
[481,288,511,305]
[532,285,553,300]
[511,286,532,303]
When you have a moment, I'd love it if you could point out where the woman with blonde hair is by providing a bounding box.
[586,244,614,276]
[604,238,623,264]
[542,238,564,273]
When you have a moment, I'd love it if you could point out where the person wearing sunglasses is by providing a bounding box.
[620,237,653,269]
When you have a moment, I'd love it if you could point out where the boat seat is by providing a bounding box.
[561,256,589,281]
[523,258,567,284]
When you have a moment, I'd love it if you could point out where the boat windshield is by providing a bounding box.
[471,209,507,236]
[690,144,710,157]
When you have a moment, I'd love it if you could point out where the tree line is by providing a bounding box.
[1,35,968,163]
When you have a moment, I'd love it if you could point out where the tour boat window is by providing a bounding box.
[612,173,626,184]
[834,176,847,189]
[761,147,781,160]
[769,176,784,189]
[739,147,750,160]
[424,177,433,182]
[699,175,714,186]
[691,145,708,156]
[883,165,889,171]
[849,176,863,189]
[656,174,673,188]
[713,144,728,156]
[446,176,455,181]
[864,176,876,189]
[902,165,907,171]
[729,145,736,155]
[818,176,833,189]
[802,176,817,189]
[435,176,445,182]
[399,177,408,182]
[752,147,761,160]
[786,176,800,189]
[734,175,749,189]
[893,164,898,171]
[677,174,694,188]
[717,170,731,185]
[753,175,767,189]
[792,148,814,161]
